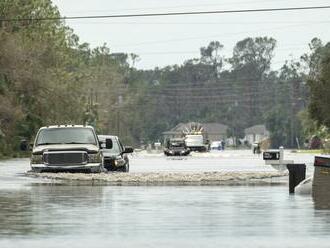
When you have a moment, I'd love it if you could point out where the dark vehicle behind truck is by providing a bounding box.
[164,138,190,156]
[98,135,133,172]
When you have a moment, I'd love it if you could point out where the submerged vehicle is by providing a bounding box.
[27,125,110,173]
[252,142,261,154]
[185,134,209,152]
[210,141,222,150]
[164,138,190,156]
[98,135,133,172]
[182,122,210,152]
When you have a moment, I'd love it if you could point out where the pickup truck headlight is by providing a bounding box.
[31,154,43,164]
[115,157,126,167]
[88,153,102,163]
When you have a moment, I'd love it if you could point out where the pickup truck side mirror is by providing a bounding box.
[123,146,134,154]
[105,139,113,149]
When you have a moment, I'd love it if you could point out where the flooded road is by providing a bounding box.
[0,150,329,247]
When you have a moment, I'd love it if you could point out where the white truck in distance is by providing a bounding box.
[185,134,209,152]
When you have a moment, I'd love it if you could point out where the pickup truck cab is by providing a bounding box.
[98,135,133,172]
[29,125,109,173]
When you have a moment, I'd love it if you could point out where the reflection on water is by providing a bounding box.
[313,188,330,210]
[0,186,104,236]
[1,185,330,247]
[313,165,330,210]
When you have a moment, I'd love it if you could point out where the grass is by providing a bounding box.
[293,149,329,155]
[0,151,30,160]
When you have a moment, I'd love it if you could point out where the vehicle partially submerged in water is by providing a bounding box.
[185,134,209,152]
[98,135,133,172]
[164,138,190,156]
[295,156,330,199]
[182,123,210,152]
[26,125,111,173]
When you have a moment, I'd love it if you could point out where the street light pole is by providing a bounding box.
[117,95,123,136]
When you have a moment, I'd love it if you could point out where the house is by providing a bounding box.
[202,123,229,141]
[244,124,270,145]
[163,122,228,142]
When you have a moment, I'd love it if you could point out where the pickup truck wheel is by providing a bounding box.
[120,163,129,173]
[91,165,104,173]
[200,147,207,152]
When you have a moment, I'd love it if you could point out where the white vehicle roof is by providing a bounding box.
[98,135,119,141]
[211,141,221,145]
[39,125,95,130]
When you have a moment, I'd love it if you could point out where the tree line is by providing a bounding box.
[0,0,328,156]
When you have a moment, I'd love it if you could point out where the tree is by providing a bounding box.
[0,1,130,154]
[200,41,224,78]
[230,37,276,77]
[307,42,330,127]
[265,107,291,148]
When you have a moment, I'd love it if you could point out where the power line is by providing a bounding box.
[100,74,301,91]
[64,0,277,15]
[93,84,294,97]
[111,22,321,48]
[61,0,322,15]
[129,45,308,56]
[72,20,330,25]
[2,5,330,22]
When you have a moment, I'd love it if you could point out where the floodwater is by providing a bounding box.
[1,150,329,248]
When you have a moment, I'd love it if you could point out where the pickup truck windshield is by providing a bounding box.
[36,128,97,146]
[170,141,185,147]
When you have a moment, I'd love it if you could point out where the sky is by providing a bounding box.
[52,0,330,70]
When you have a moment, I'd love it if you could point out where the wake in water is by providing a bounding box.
[25,171,288,186]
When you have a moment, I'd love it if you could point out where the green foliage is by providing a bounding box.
[265,107,291,148]
[0,0,128,155]
[307,42,330,128]
[299,110,320,138]
[229,37,276,77]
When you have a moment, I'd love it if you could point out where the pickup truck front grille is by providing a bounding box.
[43,151,88,166]
[171,147,185,151]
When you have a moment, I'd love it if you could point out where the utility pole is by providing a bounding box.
[117,95,123,136]
[117,108,120,136]
[290,80,300,148]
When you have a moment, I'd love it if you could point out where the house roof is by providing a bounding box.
[202,123,229,134]
[244,124,269,135]
[170,123,186,132]
[164,122,228,135]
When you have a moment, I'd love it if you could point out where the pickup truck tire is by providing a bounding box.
[120,163,129,173]
[32,168,43,173]
[91,165,105,173]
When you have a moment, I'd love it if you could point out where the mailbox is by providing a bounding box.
[263,151,280,160]
[263,147,293,168]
